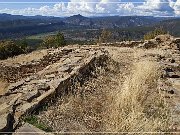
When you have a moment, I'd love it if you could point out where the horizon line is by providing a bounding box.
[0,2,179,4]
[0,13,178,18]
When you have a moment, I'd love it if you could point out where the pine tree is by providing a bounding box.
[98,29,112,45]
[56,32,66,47]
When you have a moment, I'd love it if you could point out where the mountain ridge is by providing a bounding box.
[0,13,180,40]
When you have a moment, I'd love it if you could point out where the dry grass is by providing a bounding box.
[0,79,9,95]
[38,48,171,132]
[0,49,48,65]
[103,60,171,132]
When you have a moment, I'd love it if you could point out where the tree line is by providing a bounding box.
[0,28,167,60]
[0,32,66,60]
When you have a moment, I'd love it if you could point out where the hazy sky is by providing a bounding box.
[0,0,179,17]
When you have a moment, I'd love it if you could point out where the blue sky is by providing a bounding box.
[0,0,179,17]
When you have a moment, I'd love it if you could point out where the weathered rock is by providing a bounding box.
[167,72,180,78]
[155,34,173,42]
[15,102,37,117]
[21,90,40,102]
[45,74,55,79]
[168,89,175,94]
[25,77,33,82]
[0,93,22,115]
[37,83,50,91]
[14,122,54,135]
[0,47,109,133]
[0,47,73,82]
[7,80,25,92]
[0,113,13,132]
[1,41,179,133]
[173,38,180,44]
[140,40,158,49]
[58,65,71,72]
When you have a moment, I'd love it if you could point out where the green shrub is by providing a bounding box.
[98,29,112,44]
[24,115,53,132]
[0,40,28,60]
[42,32,66,48]
[56,32,66,47]
[144,27,167,40]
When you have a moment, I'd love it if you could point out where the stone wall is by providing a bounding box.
[0,49,73,83]
[101,35,180,50]
[0,46,109,132]
[101,41,144,47]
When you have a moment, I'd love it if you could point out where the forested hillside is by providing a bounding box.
[0,13,180,45]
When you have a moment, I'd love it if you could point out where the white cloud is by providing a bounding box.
[117,3,136,16]
[137,0,175,16]
[53,3,66,12]
[173,0,180,15]
[66,0,97,14]
[96,0,119,14]
[0,0,179,17]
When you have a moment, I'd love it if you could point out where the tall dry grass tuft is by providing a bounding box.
[104,60,171,132]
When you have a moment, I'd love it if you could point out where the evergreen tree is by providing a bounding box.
[0,40,28,60]
[98,29,112,45]
[56,32,66,47]
[42,32,66,48]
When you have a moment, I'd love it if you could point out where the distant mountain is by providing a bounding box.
[94,16,166,28]
[0,13,180,40]
[0,13,64,30]
[0,13,171,29]
[0,13,66,39]
[0,13,62,22]
[63,15,167,28]
[63,14,92,26]
[155,18,180,36]
[0,13,26,22]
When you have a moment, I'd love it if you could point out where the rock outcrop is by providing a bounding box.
[0,46,109,132]
[0,48,73,83]
[139,34,180,49]
[103,34,180,50]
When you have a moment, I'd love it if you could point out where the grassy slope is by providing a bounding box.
[37,47,171,132]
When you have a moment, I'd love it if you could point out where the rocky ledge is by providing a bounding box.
[0,46,109,132]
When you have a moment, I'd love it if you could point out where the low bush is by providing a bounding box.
[0,40,28,60]
[41,32,66,48]
[144,27,167,40]
[24,115,53,132]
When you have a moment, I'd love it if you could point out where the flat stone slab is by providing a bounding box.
[0,113,11,132]
[14,123,54,135]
